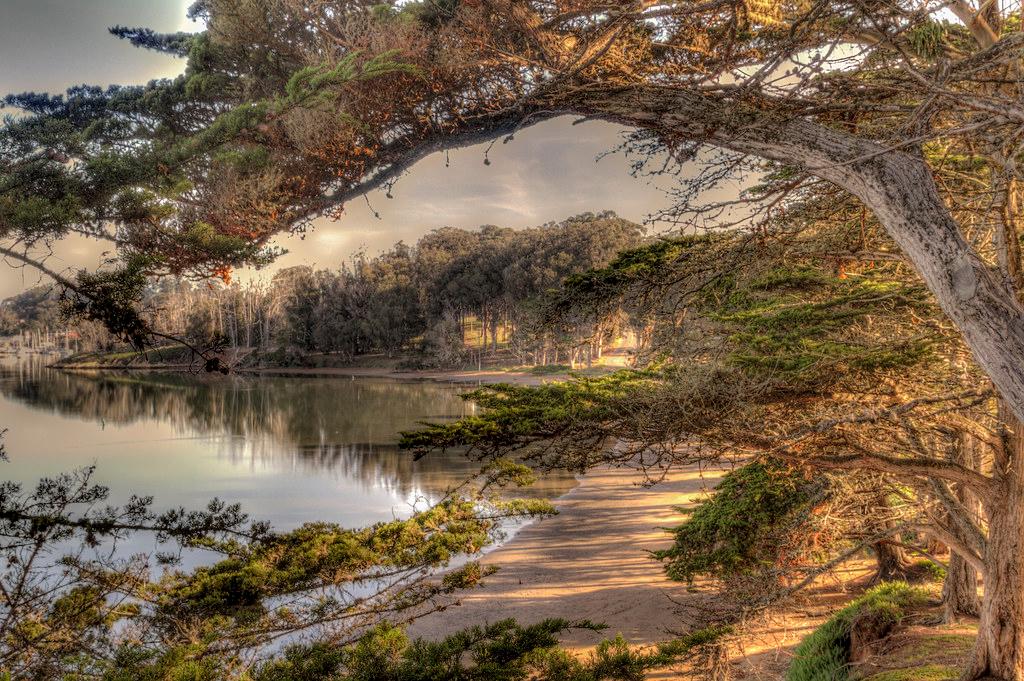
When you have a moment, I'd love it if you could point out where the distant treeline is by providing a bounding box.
[4,212,645,366]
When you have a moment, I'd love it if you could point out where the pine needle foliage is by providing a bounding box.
[400,369,664,462]
[655,460,830,585]
[403,236,942,461]
[107,619,733,681]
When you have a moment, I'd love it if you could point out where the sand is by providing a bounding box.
[407,463,727,649]
[406,462,882,680]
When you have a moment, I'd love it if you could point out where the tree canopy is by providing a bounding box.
[9,0,1024,678]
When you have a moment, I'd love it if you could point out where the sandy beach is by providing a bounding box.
[408,463,727,649]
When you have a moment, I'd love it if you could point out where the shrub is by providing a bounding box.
[655,460,829,587]
[785,582,926,681]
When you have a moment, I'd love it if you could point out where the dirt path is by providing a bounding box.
[408,463,726,649]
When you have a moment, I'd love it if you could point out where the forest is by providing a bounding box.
[4,0,1024,679]
[2,212,642,369]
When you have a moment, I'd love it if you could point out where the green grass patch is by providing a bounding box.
[912,559,947,584]
[785,582,927,681]
[859,664,959,681]
[884,633,973,668]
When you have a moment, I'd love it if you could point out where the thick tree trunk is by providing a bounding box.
[944,552,980,622]
[969,486,1024,680]
[967,406,1024,681]
[873,540,912,582]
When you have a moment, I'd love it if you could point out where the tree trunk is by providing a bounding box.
[967,405,1024,681]
[944,552,980,623]
[873,540,911,582]
[944,432,983,623]
[969,484,1024,680]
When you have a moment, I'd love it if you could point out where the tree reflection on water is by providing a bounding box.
[0,359,574,501]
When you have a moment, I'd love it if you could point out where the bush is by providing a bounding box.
[655,460,829,587]
[785,582,926,681]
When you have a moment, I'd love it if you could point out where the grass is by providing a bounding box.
[853,628,974,681]
[785,582,927,681]
[858,664,959,681]
[881,632,974,668]
[910,558,947,584]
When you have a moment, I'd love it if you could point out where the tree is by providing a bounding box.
[62,0,1024,424]
[5,450,678,679]
[8,1,1024,676]
[400,226,1006,674]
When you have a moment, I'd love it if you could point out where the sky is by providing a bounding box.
[0,0,688,297]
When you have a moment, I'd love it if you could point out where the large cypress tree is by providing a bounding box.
[7,1,1024,676]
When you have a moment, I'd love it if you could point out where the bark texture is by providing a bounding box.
[967,405,1024,681]
[944,552,981,622]
[944,433,983,622]
[873,540,912,582]
[531,83,1024,677]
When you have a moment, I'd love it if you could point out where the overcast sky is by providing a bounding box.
[0,0,692,297]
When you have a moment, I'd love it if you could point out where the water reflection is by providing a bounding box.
[0,359,572,531]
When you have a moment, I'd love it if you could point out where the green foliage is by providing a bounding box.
[553,236,702,316]
[174,221,276,269]
[402,0,462,27]
[247,619,731,681]
[399,369,662,456]
[161,496,549,621]
[90,616,731,679]
[282,51,393,109]
[0,192,80,235]
[527,364,573,375]
[655,460,828,584]
[0,458,562,679]
[251,642,347,681]
[165,101,270,166]
[63,254,156,348]
[903,19,973,60]
[913,559,947,583]
[707,267,933,387]
[785,582,927,681]
[852,630,974,681]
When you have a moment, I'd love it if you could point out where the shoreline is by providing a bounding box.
[413,462,872,679]
[239,365,568,386]
[408,462,726,650]
[51,362,570,386]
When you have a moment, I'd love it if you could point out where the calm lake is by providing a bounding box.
[0,359,570,547]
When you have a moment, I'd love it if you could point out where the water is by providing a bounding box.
[0,358,570,540]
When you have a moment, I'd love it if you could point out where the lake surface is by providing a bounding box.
[0,359,568,542]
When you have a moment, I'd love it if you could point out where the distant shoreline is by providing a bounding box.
[239,365,569,385]
[50,361,570,386]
